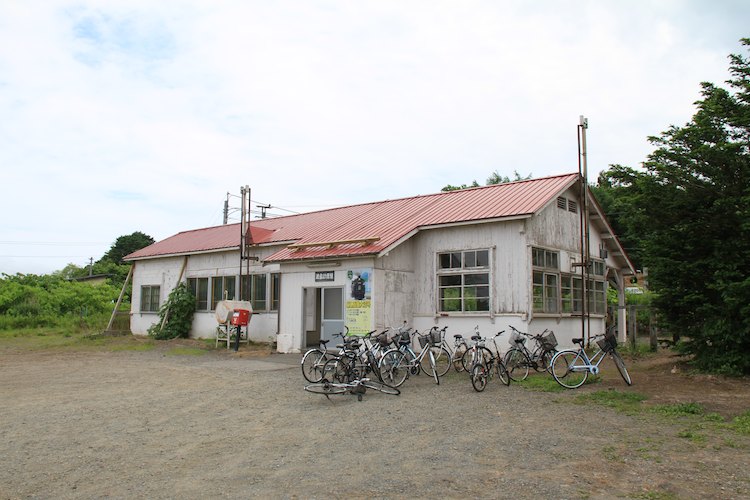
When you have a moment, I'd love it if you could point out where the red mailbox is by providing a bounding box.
[231,309,250,326]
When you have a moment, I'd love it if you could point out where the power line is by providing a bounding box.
[0,241,108,246]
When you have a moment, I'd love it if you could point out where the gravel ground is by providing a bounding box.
[1,347,749,499]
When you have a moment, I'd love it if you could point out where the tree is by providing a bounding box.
[596,39,750,374]
[99,231,154,265]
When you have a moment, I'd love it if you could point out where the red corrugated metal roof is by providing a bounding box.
[125,173,580,262]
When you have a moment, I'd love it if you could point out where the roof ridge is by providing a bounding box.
[252,171,579,224]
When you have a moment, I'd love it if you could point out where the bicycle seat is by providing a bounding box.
[320,339,330,346]
[572,338,584,345]
[471,335,481,341]
[454,334,463,339]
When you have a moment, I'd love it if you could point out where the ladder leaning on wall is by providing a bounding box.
[103,265,133,335]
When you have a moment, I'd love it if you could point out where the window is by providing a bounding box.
[270,273,280,311]
[211,276,236,310]
[561,275,583,313]
[437,249,490,313]
[187,277,209,311]
[140,285,160,312]
[591,260,605,276]
[241,274,267,311]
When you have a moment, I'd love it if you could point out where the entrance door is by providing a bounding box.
[321,287,345,343]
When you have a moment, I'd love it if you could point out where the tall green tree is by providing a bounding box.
[99,231,154,264]
[596,38,750,374]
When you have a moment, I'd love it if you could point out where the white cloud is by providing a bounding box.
[1,0,748,274]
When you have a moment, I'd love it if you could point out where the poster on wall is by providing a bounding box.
[345,269,372,335]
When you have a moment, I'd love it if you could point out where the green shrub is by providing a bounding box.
[148,283,195,340]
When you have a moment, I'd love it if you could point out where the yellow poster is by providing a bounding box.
[345,269,372,335]
[346,300,372,335]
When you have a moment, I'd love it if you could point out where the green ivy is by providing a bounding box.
[148,283,196,340]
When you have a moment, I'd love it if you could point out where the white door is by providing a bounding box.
[321,287,345,343]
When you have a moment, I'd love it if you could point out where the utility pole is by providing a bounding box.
[257,203,271,219]
[578,115,591,346]
[223,193,230,224]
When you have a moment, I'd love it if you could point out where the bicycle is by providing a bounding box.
[503,326,558,382]
[469,331,510,392]
[304,358,400,402]
[322,331,387,385]
[459,326,493,372]
[300,329,348,383]
[378,328,447,386]
[428,325,469,373]
[550,331,632,389]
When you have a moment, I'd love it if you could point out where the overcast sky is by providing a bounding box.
[1,1,748,275]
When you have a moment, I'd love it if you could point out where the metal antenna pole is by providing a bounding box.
[578,116,591,346]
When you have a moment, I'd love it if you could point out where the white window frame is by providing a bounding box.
[436,249,491,313]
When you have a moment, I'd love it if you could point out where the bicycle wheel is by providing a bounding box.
[461,346,493,372]
[504,348,530,382]
[611,350,632,386]
[495,358,511,386]
[378,349,409,387]
[322,358,349,384]
[362,379,401,396]
[430,346,452,377]
[540,349,556,373]
[470,363,488,392]
[304,381,348,396]
[453,344,467,372]
[301,349,326,383]
[427,349,440,384]
[551,350,588,389]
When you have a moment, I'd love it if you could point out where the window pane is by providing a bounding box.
[532,248,544,267]
[211,277,223,310]
[464,251,476,268]
[545,273,559,313]
[475,250,489,268]
[252,274,267,311]
[225,276,236,301]
[197,278,208,311]
[439,287,461,312]
[546,251,559,270]
[464,273,489,285]
[439,252,461,269]
[150,286,160,311]
[439,275,461,287]
[140,286,150,312]
[532,271,544,312]
[271,273,280,311]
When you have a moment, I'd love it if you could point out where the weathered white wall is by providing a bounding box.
[130,256,185,335]
[375,238,416,329]
[276,257,376,353]
[130,248,281,342]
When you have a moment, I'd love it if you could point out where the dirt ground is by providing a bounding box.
[1,340,749,499]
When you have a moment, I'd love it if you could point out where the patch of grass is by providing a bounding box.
[166,346,209,356]
[515,373,566,392]
[110,341,156,352]
[731,410,750,435]
[650,402,705,417]
[676,428,706,443]
[575,389,647,414]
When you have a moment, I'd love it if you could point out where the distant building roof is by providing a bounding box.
[125,173,609,265]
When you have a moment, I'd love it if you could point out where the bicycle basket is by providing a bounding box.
[540,331,558,350]
[418,334,430,348]
[430,328,442,345]
[508,330,525,346]
[398,328,411,343]
[376,332,390,347]
[596,333,617,352]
